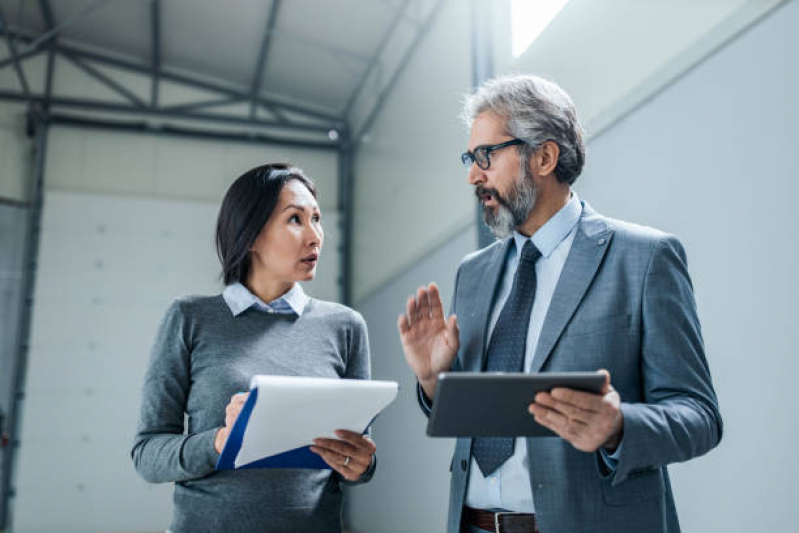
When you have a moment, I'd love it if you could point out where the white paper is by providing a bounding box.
[234,375,399,468]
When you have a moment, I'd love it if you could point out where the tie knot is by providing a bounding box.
[520,240,542,264]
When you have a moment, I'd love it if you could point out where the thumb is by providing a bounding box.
[446,314,459,340]
[597,368,612,394]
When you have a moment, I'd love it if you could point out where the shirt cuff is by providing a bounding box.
[599,440,623,472]
[417,382,433,414]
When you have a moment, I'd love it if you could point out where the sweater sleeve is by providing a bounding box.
[130,300,220,483]
[341,310,377,485]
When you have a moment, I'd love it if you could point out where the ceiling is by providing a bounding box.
[0,0,441,138]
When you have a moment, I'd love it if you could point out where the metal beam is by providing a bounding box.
[471,0,495,249]
[0,46,45,70]
[1,27,343,125]
[354,0,446,143]
[250,0,282,119]
[40,0,57,109]
[0,90,337,134]
[0,6,31,98]
[0,111,49,532]
[59,49,147,108]
[21,0,116,52]
[343,0,412,118]
[337,130,354,305]
[48,113,339,151]
[150,0,160,108]
[160,95,245,113]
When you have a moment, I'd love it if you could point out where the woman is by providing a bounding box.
[132,164,376,533]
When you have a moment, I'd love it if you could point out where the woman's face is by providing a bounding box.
[249,179,324,284]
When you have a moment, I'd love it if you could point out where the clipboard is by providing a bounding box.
[216,375,399,470]
[426,372,606,437]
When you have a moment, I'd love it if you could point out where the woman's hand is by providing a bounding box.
[310,430,377,481]
[214,392,249,454]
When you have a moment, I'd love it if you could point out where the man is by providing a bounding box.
[397,75,722,533]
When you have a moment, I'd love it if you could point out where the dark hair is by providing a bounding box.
[215,163,316,285]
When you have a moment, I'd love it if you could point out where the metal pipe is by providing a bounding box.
[0,90,338,134]
[0,111,48,532]
[48,113,340,151]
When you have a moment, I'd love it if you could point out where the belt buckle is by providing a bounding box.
[493,511,525,533]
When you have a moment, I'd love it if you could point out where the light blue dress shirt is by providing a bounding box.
[222,282,309,317]
[464,192,619,513]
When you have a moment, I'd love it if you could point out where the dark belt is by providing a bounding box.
[462,506,539,533]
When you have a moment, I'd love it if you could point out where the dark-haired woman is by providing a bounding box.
[132,164,376,533]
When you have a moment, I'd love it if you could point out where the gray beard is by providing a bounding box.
[482,173,537,239]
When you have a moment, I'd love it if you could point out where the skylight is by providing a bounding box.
[511,0,571,57]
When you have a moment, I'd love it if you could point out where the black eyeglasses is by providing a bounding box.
[461,139,524,170]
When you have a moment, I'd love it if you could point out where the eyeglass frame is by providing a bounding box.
[461,138,525,170]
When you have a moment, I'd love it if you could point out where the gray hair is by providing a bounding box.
[462,75,586,185]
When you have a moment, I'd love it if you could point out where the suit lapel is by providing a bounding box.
[464,238,512,372]
[529,203,614,373]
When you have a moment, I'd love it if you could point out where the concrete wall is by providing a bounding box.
[348,1,799,531]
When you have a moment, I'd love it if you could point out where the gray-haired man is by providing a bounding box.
[398,75,722,533]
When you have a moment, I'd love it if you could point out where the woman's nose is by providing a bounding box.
[306,223,322,246]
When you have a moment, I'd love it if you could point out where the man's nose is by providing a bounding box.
[468,163,484,186]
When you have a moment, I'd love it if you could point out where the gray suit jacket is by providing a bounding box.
[420,202,722,533]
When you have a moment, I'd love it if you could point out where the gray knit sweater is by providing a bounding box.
[131,294,374,533]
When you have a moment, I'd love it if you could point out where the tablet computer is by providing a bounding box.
[426,372,606,437]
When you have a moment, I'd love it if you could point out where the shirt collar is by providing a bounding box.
[222,282,309,317]
[513,191,582,259]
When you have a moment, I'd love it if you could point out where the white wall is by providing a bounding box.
[350,1,799,531]
[10,128,340,532]
[347,226,475,533]
[576,2,799,529]
[352,0,472,303]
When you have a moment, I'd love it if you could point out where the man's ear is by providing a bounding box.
[537,141,560,177]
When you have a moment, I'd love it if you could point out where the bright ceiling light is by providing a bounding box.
[511,0,571,57]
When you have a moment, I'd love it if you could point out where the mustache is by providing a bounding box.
[474,185,508,207]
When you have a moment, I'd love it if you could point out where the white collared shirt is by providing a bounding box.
[464,192,583,513]
[222,282,309,317]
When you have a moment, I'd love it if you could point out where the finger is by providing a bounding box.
[428,283,444,320]
[416,286,430,320]
[312,439,370,467]
[445,314,459,347]
[334,430,377,454]
[406,295,417,327]
[597,369,612,395]
[532,394,592,423]
[310,448,359,480]
[530,403,587,435]
[398,313,410,335]
[310,445,368,471]
[549,388,602,413]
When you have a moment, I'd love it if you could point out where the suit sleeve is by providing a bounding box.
[417,265,464,417]
[610,235,723,485]
[341,310,378,485]
[130,301,220,483]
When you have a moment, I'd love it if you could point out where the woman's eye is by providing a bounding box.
[289,214,301,223]
[312,215,321,223]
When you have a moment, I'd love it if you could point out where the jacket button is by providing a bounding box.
[461,460,468,471]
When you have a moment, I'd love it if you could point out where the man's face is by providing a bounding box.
[467,111,537,238]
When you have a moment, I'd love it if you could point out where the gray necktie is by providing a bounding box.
[473,240,542,477]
